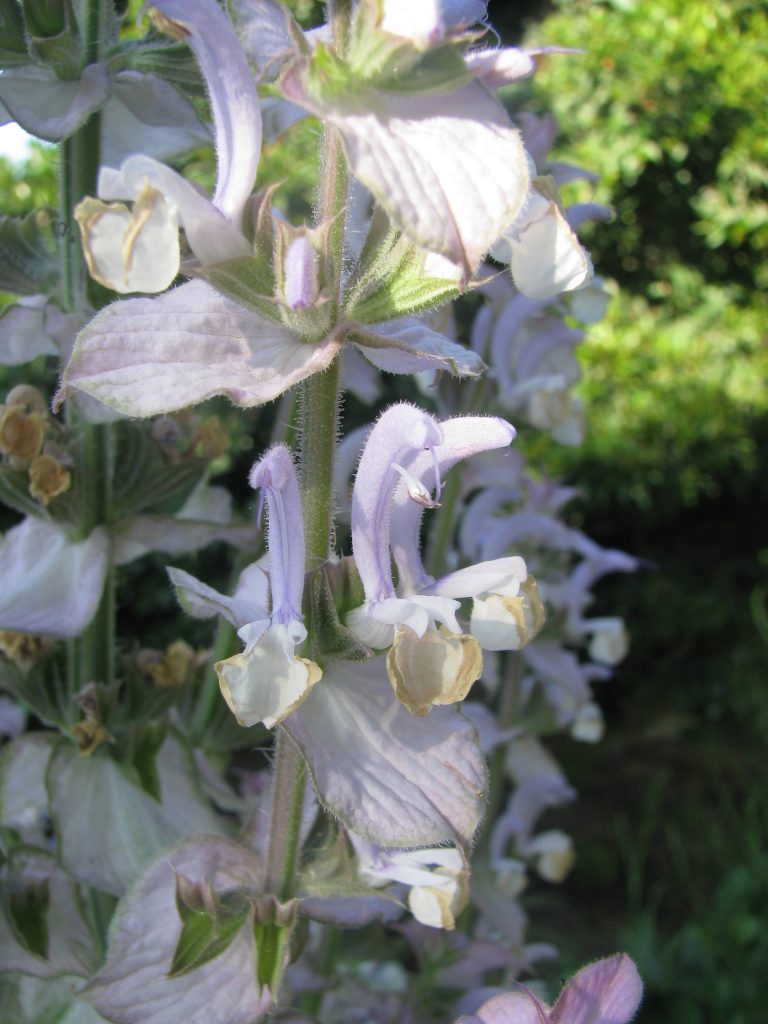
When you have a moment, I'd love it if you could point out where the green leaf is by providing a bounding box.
[5,877,50,959]
[0,0,30,67]
[169,875,249,978]
[0,214,60,297]
[110,36,207,97]
[0,467,50,520]
[305,558,371,663]
[0,652,75,731]
[110,422,201,519]
[191,255,281,324]
[345,217,463,323]
[129,720,169,801]
[22,0,82,79]
[252,919,289,991]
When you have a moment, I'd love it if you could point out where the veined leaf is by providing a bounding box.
[0,214,59,297]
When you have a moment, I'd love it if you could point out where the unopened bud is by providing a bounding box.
[73,715,113,757]
[283,236,318,310]
[527,829,575,883]
[23,0,68,38]
[0,630,49,668]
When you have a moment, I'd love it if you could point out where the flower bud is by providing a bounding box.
[192,416,230,460]
[527,829,575,883]
[283,236,318,310]
[73,715,114,757]
[0,630,49,668]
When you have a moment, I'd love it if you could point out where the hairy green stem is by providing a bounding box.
[425,464,463,578]
[265,731,308,901]
[263,6,351,955]
[60,0,115,690]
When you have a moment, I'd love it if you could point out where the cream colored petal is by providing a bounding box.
[216,622,322,728]
[527,829,575,883]
[408,866,468,930]
[470,577,546,652]
[76,185,180,294]
[509,194,593,300]
[386,625,482,716]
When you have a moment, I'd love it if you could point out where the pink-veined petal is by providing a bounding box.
[550,954,643,1024]
[283,73,529,277]
[283,657,486,848]
[151,0,261,222]
[58,280,341,417]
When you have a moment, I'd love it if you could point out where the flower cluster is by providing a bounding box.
[0,1,643,1021]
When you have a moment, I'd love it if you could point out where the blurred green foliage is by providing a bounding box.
[524,0,768,508]
[518,4,768,1020]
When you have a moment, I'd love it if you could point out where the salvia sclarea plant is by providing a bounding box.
[0,1,643,1021]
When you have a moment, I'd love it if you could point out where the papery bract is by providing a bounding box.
[0,519,108,637]
[283,656,486,848]
[283,72,529,278]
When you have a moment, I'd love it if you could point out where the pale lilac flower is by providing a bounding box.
[346,404,545,713]
[170,445,322,728]
[350,833,469,929]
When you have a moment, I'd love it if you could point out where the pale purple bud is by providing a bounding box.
[284,236,318,309]
[249,445,304,625]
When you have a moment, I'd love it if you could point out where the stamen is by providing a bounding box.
[428,444,443,504]
[392,462,441,509]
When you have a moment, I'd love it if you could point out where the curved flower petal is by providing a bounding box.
[216,621,322,728]
[469,577,545,651]
[58,280,342,417]
[168,564,269,628]
[249,445,304,625]
[283,657,486,847]
[496,184,594,300]
[351,404,442,605]
[0,519,108,637]
[390,415,515,593]
[76,188,180,294]
[152,0,261,222]
[99,156,250,266]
